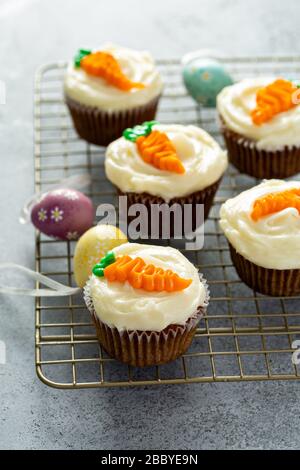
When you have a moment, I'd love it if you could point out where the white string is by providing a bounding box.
[0,263,81,297]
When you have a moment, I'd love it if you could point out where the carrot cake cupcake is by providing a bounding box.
[220,179,300,296]
[105,121,228,233]
[217,77,300,178]
[84,243,209,366]
[64,44,163,146]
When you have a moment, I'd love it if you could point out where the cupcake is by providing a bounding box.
[105,121,228,234]
[84,243,209,366]
[220,179,300,296]
[217,77,300,179]
[64,44,163,146]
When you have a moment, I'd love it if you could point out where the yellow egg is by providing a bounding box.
[73,225,127,288]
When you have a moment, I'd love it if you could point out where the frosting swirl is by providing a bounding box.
[105,124,228,202]
[217,77,300,150]
[220,179,300,270]
[88,243,207,332]
[64,44,163,111]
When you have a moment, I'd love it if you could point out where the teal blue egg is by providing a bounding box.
[183,57,233,107]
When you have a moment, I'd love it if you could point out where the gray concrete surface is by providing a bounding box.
[1,0,300,450]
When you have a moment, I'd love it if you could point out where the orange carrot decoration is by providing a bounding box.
[136,130,185,174]
[103,255,192,292]
[80,51,145,91]
[251,79,298,125]
[251,188,300,221]
[123,122,186,174]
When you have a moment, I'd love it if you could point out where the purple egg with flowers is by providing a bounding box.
[31,188,94,240]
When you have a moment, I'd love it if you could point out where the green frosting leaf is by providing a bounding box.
[74,49,92,68]
[92,266,105,277]
[92,251,116,278]
[123,121,158,142]
[103,251,116,264]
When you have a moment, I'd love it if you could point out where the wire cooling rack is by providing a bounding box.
[34,56,300,388]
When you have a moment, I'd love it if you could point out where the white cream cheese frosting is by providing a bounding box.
[105,123,228,202]
[217,77,300,151]
[220,179,300,270]
[64,44,163,111]
[88,243,207,332]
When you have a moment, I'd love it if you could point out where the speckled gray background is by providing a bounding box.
[1,0,300,450]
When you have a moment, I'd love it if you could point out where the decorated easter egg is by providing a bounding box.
[182,52,233,107]
[31,188,94,240]
[73,224,128,288]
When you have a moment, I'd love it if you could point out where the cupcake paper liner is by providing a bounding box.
[220,118,300,179]
[229,243,300,297]
[118,177,222,237]
[65,94,161,146]
[83,275,209,367]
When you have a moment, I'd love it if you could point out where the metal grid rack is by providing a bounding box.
[34,57,300,388]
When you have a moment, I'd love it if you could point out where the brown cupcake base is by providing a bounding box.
[229,243,300,297]
[118,177,222,237]
[221,120,300,179]
[90,306,205,367]
[65,94,161,146]
[84,275,209,367]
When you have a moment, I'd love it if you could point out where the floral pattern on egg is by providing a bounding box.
[73,225,128,288]
[182,56,233,107]
[31,188,94,240]
[37,208,48,222]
